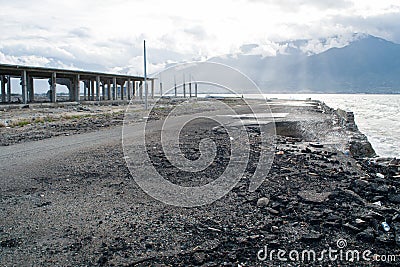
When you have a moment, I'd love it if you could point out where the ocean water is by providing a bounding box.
[265,94,400,158]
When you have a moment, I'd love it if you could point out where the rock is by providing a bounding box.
[376,233,393,244]
[355,218,366,225]
[372,196,385,202]
[375,185,390,194]
[266,208,279,215]
[298,190,331,203]
[257,197,270,207]
[361,211,384,220]
[376,173,385,179]
[350,179,369,193]
[309,143,324,148]
[356,228,375,242]
[349,135,376,158]
[372,201,382,207]
[395,233,400,247]
[343,223,361,232]
[334,189,366,205]
[388,194,400,204]
[392,214,400,222]
[392,223,400,246]
[271,226,279,233]
[0,238,19,248]
[301,231,322,242]
[193,252,206,264]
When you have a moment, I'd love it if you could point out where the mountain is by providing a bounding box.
[210,35,400,93]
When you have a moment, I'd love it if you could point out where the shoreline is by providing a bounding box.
[0,96,390,159]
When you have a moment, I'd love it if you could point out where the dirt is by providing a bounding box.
[0,98,399,266]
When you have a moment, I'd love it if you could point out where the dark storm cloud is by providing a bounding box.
[332,12,400,43]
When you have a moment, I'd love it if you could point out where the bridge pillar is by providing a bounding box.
[84,81,87,100]
[21,70,28,104]
[90,80,95,101]
[128,79,135,100]
[100,80,105,100]
[139,81,143,100]
[133,81,137,99]
[120,80,125,100]
[107,80,111,100]
[1,76,5,103]
[195,82,198,98]
[87,80,91,100]
[75,75,80,101]
[7,76,11,103]
[51,72,57,103]
[96,76,100,101]
[28,76,34,102]
[113,77,117,100]
[87,80,92,101]
[189,81,192,98]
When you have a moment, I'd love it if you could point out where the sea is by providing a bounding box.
[265,94,400,158]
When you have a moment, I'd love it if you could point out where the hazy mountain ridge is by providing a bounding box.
[211,35,400,93]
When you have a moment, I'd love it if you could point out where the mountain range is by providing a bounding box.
[210,35,400,93]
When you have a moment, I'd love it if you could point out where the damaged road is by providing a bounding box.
[0,98,399,266]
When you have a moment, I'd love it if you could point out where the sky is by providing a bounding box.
[1,0,400,76]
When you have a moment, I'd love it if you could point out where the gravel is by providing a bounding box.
[0,98,399,266]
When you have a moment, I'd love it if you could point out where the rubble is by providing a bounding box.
[1,98,399,266]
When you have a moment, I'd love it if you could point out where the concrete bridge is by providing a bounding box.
[0,64,156,104]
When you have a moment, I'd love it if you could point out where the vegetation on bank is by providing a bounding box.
[0,111,125,128]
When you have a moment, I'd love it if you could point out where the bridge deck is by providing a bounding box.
[0,63,155,104]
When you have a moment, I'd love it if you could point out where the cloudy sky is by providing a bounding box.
[1,0,400,75]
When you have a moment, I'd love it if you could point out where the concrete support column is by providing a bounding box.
[160,82,163,97]
[84,81,87,100]
[127,79,132,100]
[69,78,75,101]
[75,75,80,101]
[195,82,198,98]
[113,77,117,100]
[120,80,125,100]
[133,81,136,99]
[100,81,105,100]
[139,81,143,100]
[107,80,111,100]
[21,70,28,104]
[51,72,57,103]
[90,80,95,101]
[7,76,11,103]
[87,80,91,100]
[1,76,5,103]
[28,76,34,102]
[189,82,192,98]
[96,76,100,101]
